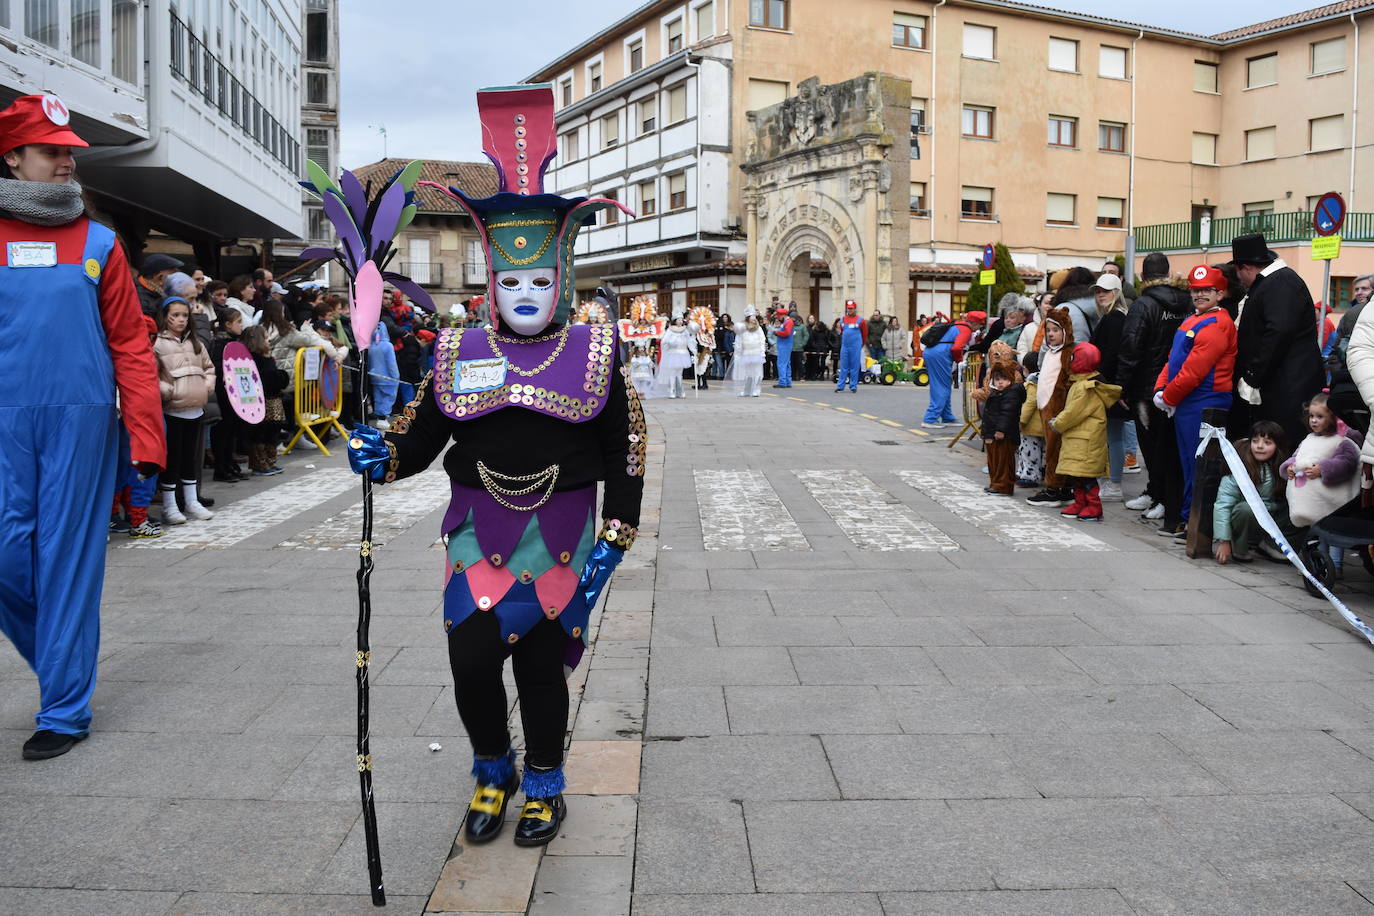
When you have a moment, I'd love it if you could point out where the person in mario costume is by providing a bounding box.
[0,94,164,760]
[1154,264,1237,527]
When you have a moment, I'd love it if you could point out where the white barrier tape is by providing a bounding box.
[1197,423,1374,646]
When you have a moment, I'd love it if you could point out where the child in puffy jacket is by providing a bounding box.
[1282,392,1362,527]
[1049,343,1121,522]
[153,296,216,524]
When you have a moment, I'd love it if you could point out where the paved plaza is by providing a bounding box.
[5,385,1374,914]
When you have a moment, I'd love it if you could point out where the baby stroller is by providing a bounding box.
[1300,511,1374,597]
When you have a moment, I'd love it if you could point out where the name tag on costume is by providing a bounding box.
[7,241,57,268]
[457,357,507,393]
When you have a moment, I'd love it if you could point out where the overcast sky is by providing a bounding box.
[339,0,1325,171]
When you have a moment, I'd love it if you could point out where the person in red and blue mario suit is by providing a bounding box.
[1154,264,1236,527]
[0,94,164,760]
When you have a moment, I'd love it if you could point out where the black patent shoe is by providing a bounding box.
[463,773,518,844]
[513,794,565,847]
[22,729,84,760]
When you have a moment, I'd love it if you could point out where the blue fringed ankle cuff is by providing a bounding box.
[520,763,565,798]
[471,748,516,786]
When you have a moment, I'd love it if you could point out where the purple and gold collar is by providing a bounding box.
[432,324,616,423]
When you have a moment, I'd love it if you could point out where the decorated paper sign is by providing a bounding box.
[457,356,507,393]
[321,356,339,411]
[222,341,265,424]
[303,347,322,381]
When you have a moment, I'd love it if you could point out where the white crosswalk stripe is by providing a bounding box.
[122,468,358,549]
[695,469,809,551]
[276,470,450,550]
[795,470,959,551]
[894,469,1114,551]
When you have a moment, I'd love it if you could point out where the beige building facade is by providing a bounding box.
[529,0,1374,319]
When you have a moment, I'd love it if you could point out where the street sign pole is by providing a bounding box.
[1312,192,1346,345]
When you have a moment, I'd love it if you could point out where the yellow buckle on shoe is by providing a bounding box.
[520,800,554,823]
[469,784,506,816]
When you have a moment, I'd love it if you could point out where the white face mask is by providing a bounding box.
[494,268,558,335]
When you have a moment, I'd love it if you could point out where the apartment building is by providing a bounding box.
[0,0,305,272]
[528,0,1374,320]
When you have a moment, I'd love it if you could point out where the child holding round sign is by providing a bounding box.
[233,326,287,476]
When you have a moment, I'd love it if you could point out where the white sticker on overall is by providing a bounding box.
[8,242,57,268]
[457,357,507,393]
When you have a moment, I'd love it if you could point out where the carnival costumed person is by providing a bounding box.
[835,299,867,392]
[656,315,696,398]
[772,305,796,388]
[732,310,767,397]
[0,94,164,759]
[922,310,985,428]
[1154,264,1236,531]
[346,85,643,846]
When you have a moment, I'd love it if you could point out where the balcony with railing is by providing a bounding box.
[1135,210,1374,253]
[402,262,443,286]
[463,262,488,287]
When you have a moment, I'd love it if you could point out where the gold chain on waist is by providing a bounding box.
[476,461,560,511]
[488,326,569,377]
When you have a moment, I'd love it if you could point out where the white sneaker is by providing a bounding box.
[1124,494,1153,511]
[1144,503,1165,520]
[920,421,946,429]
[372,419,391,431]
[1099,481,1124,501]
[162,505,188,526]
[184,500,215,521]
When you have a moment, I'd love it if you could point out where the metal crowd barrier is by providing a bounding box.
[285,346,349,456]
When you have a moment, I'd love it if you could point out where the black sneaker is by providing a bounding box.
[22,729,85,760]
[109,514,131,533]
[1026,488,1070,508]
[513,794,565,847]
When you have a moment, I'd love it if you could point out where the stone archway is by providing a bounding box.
[742,72,910,321]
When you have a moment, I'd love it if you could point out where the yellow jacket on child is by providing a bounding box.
[1020,380,1045,437]
[1051,372,1121,478]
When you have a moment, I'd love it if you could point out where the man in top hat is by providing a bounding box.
[0,94,164,759]
[1229,232,1323,447]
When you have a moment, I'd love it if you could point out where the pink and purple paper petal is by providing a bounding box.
[322,191,365,270]
[369,181,406,260]
[352,261,384,351]
[381,273,436,312]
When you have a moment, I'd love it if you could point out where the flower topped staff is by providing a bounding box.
[299,159,431,908]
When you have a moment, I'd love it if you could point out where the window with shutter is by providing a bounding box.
[602,113,619,149]
[1096,197,1124,228]
[910,182,926,212]
[1046,193,1076,225]
[668,85,688,123]
[1048,116,1077,148]
[639,180,657,216]
[962,105,994,139]
[1098,121,1125,153]
[666,18,683,53]
[746,78,787,112]
[1048,37,1077,72]
[639,98,656,134]
[669,173,687,210]
[961,186,993,219]
[1191,132,1217,164]
[1245,126,1275,160]
[893,12,926,49]
[695,1,714,39]
[963,24,994,60]
[1193,61,1218,93]
[1311,38,1344,74]
[1310,114,1344,151]
[1099,46,1127,79]
[1246,53,1277,88]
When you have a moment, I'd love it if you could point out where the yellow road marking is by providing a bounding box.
[880,419,903,427]
[860,413,878,419]
[814,401,830,407]
[786,396,806,402]
[835,407,855,413]
[909,428,930,436]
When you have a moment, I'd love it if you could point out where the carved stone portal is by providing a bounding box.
[743,72,911,318]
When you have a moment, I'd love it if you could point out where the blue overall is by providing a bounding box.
[836,319,864,391]
[1164,314,1230,522]
[775,328,794,387]
[0,220,120,736]
[922,327,959,424]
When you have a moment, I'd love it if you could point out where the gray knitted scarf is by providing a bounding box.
[0,178,85,226]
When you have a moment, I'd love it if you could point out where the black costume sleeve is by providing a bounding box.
[381,369,451,483]
[595,356,646,532]
[1244,273,1314,389]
